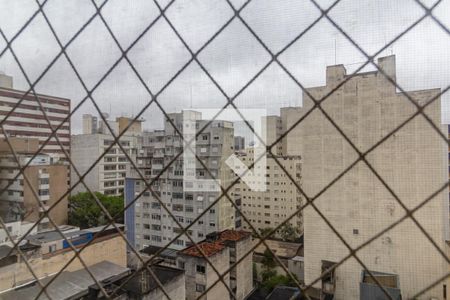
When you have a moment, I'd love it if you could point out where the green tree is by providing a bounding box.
[261,274,298,292]
[68,192,124,229]
[279,223,299,242]
[261,248,277,270]
[259,227,275,239]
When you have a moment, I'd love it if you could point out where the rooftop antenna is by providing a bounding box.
[190,79,193,109]
[334,38,337,65]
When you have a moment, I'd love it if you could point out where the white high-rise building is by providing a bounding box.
[125,111,236,250]
[70,133,138,196]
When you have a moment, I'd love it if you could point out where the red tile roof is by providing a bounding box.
[219,230,251,242]
[181,242,225,257]
[180,230,251,258]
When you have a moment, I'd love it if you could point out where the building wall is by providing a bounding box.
[0,138,68,225]
[71,134,137,196]
[234,236,253,300]
[0,87,70,161]
[180,248,230,300]
[131,112,235,251]
[117,117,142,136]
[284,56,449,299]
[0,234,126,292]
[263,116,283,155]
[144,272,186,300]
[23,164,68,226]
[125,177,136,248]
[70,134,100,195]
[237,149,302,235]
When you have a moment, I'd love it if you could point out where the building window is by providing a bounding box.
[151,235,162,242]
[196,284,206,292]
[175,239,184,246]
[178,261,185,269]
[38,189,49,196]
[151,224,161,231]
[196,265,206,274]
[151,214,161,220]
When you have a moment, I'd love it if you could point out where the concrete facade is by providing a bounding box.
[263,116,283,155]
[70,133,138,196]
[127,111,236,250]
[0,138,68,227]
[0,78,70,162]
[235,148,302,235]
[282,56,449,299]
[82,114,98,134]
[177,230,252,300]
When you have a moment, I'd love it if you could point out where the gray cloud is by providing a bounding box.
[0,0,449,133]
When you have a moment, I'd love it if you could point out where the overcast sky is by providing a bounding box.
[0,0,449,133]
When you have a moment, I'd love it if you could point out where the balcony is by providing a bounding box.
[360,271,401,300]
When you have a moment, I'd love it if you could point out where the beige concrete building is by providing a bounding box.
[70,133,138,196]
[177,230,253,300]
[82,113,98,134]
[117,116,144,136]
[281,55,449,299]
[263,115,283,155]
[0,137,68,228]
[234,147,302,235]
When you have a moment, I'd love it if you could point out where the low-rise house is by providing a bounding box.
[253,238,304,282]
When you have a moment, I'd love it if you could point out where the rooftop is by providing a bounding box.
[25,229,88,244]
[180,230,251,258]
[122,264,184,295]
[140,245,178,259]
[266,286,301,300]
[0,261,130,300]
[180,241,226,258]
[253,239,303,259]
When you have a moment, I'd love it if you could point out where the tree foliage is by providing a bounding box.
[279,223,300,242]
[261,248,277,270]
[68,192,124,229]
[261,273,298,292]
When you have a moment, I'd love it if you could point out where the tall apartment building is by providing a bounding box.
[125,111,235,250]
[87,114,144,136]
[0,74,70,162]
[177,230,253,300]
[281,56,449,299]
[234,147,302,235]
[0,137,68,228]
[234,136,245,151]
[262,115,283,155]
[82,114,98,134]
[70,133,138,196]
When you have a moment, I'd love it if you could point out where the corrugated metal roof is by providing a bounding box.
[0,261,130,300]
